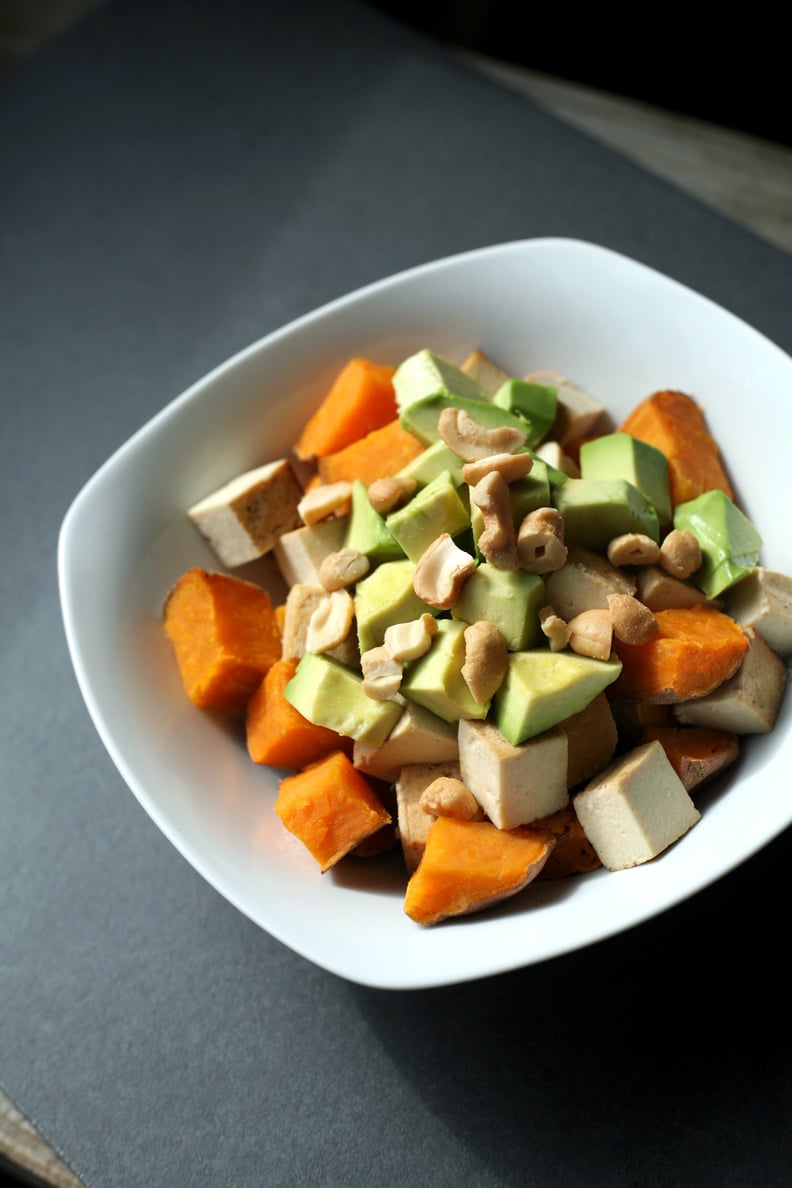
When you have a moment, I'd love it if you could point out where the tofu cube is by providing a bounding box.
[395,761,461,873]
[574,740,700,870]
[674,627,788,734]
[727,567,792,657]
[273,517,348,587]
[188,459,303,567]
[458,719,568,830]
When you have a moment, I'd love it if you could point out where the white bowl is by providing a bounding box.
[58,238,792,989]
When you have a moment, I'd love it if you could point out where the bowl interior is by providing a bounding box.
[59,239,792,988]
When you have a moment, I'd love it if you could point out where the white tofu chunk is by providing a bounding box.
[353,703,459,782]
[727,567,792,657]
[574,740,700,870]
[281,583,360,668]
[534,439,581,478]
[273,517,348,587]
[395,761,461,873]
[559,692,618,789]
[674,627,788,734]
[526,370,605,446]
[635,566,711,612]
[458,719,568,830]
[188,459,303,567]
[545,545,636,620]
[460,349,510,396]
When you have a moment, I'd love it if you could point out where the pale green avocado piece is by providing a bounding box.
[392,348,490,412]
[552,477,659,551]
[579,432,672,526]
[284,652,402,747]
[354,558,436,653]
[343,479,404,563]
[386,470,471,562]
[673,489,763,598]
[493,379,557,448]
[401,619,490,724]
[400,392,530,447]
[396,439,465,487]
[493,649,622,745]
[452,564,545,651]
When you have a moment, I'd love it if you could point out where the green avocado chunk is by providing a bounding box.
[385,469,470,562]
[400,619,490,723]
[673,489,763,598]
[552,477,660,551]
[452,563,545,651]
[399,392,530,447]
[396,439,465,487]
[392,348,490,412]
[354,558,436,653]
[579,432,672,526]
[493,379,557,448]
[284,652,402,746]
[344,479,404,563]
[492,649,622,745]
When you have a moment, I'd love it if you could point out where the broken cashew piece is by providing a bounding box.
[318,548,370,591]
[412,533,476,610]
[298,482,353,525]
[367,475,417,516]
[461,451,534,486]
[461,620,509,703]
[607,532,661,567]
[567,609,613,661]
[306,588,355,654]
[659,529,702,580]
[517,507,567,574]
[360,646,403,700]
[383,613,438,662]
[472,471,519,570]
[607,592,659,645]
[539,605,571,652]
[438,406,527,462]
[420,776,483,822]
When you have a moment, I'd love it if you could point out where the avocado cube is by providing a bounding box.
[492,649,622,745]
[579,432,672,526]
[344,479,404,563]
[552,477,660,552]
[392,348,490,413]
[452,563,545,651]
[674,489,763,598]
[386,470,470,562]
[396,439,465,487]
[354,558,436,653]
[285,652,402,746]
[400,392,531,447]
[401,619,490,723]
[493,379,557,448]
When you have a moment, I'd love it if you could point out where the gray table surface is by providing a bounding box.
[3,2,792,1186]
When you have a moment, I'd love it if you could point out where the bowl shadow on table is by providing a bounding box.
[348,810,792,1183]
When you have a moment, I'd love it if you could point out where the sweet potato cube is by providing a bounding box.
[163,567,281,712]
[275,751,392,872]
[246,658,350,769]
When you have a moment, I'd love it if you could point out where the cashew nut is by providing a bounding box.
[607,592,659,645]
[472,471,518,570]
[305,588,355,654]
[461,451,534,486]
[461,620,509,703]
[659,528,702,580]
[539,604,571,652]
[367,475,417,516]
[420,776,483,821]
[412,533,476,609]
[567,609,613,660]
[516,506,567,574]
[318,548,370,591]
[606,532,661,567]
[437,406,527,461]
[297,482,353,525]
[383,613,438,662]
[360,646,403,700]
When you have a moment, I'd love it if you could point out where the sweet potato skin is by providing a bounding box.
[275,751,392,872]
[639,725,740,791]
[163,567,281,712]
[294,358,397,460]
[611,605,749,704]
[404,817,555,926]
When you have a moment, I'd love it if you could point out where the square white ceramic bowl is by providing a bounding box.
[58,238,792,989]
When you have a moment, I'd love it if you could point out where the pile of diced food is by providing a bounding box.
[163,349,792,925]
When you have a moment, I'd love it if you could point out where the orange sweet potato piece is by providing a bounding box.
[294,358,397,461]
[317,418,425,485]
[163,567,281,713]
[619,389,733,508]
[639,725,740,791]
[533,806,602,879]
[612,605,749,704]
[275,751,392,872]
[404,817,556,926]
[246,657,351,769]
